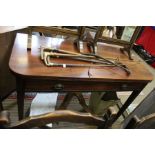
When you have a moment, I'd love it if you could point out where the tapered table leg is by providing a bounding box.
[16,78,25,120]
[110,90,142,126]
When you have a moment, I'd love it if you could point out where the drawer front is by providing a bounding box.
[25,79,146,92]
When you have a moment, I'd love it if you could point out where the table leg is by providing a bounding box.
[58,92,74,109]
[58,92,90,113]
[16,78,25,120]
[74,92,91,113]
[111,90,142,125]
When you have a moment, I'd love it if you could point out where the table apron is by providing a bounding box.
[23,79,147,92]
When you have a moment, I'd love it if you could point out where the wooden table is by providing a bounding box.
[9,33,153,125]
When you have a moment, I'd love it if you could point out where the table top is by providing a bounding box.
[9,33,153,82]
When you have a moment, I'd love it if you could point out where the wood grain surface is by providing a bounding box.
[9,33,153,82]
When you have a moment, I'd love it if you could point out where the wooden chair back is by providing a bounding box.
[1,106,155,129]
[0,110,106,129]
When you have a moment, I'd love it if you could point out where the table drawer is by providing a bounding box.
[25,80,146,92]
